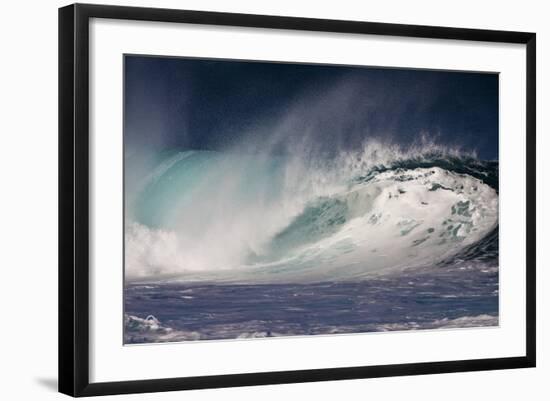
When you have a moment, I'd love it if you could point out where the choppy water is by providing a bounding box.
[124,260,498,344]
[124,144,499,344]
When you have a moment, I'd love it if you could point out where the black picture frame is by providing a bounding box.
[59,3,536,397]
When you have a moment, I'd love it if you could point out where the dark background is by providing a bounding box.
[124,55,498,160]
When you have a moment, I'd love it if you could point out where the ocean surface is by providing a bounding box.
[125,260,498,343]
[124,143,499,344]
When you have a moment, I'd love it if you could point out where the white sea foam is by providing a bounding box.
[375,314,498,331]
[124,314,201,343]
[125,141,498,283]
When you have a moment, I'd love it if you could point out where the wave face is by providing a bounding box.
[125,142,498,283]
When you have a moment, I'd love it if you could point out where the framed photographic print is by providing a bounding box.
[58,3,536,397]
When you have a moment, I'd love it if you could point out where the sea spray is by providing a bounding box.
[125,141,498,283]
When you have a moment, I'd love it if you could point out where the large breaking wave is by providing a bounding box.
[125,141,498,283]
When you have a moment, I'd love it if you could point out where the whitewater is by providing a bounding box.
[125,141,498,283]
[124,141,499,343]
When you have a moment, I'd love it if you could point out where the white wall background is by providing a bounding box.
[0,0,547,399]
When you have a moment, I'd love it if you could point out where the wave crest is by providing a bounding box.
[125,141,498,283]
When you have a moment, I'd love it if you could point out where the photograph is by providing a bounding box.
[123,55,500,344]
[0,0,543,398]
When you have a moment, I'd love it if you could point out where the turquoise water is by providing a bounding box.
[124,147,499,343]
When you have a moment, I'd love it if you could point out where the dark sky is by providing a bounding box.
[124,55,498,160]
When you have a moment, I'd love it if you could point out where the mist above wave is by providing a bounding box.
[125,140,498,283]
